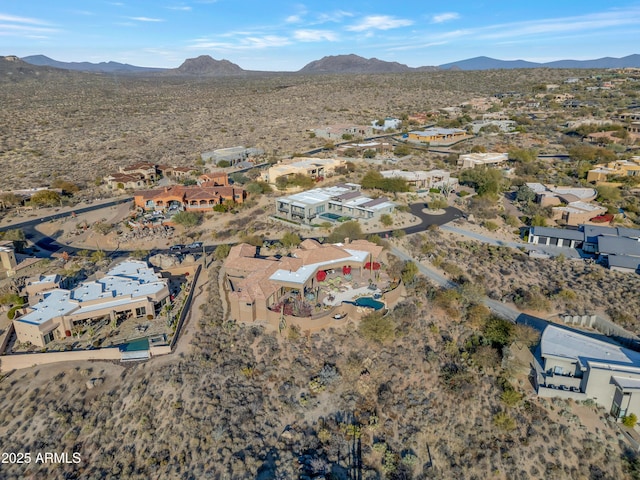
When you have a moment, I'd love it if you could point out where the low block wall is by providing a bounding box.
[260,281,404,331]
[150,345,171,356]
[0,348,122,373]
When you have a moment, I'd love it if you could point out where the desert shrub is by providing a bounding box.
[358,311,395,343]
[513,286,550,311]
[623,413,638,428]
[429,198,448,210]
[472,345,501,371]
[93,222,112,235]
[246,181,272,194]
[172,211,202,228]
[280,231,301,248]
[493,411,517,431]
[483,317,515,348]
[483,220,499,231]
[213,244,231,261]
[501,388,523,407]
[400,261,418,285]
[513,324,541,347]
[466,304,491,328]
[379,214,393,227]
[0,292,24,306]
[29,189,61,207]
[327,221,363,243]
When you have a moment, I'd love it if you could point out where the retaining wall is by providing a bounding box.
[0,348,122,372]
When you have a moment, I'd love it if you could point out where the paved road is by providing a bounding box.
[0,197,133,234]
[439,224,584,259]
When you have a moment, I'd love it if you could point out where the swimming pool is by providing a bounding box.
[351,297,385,310]
[320,212,343,222]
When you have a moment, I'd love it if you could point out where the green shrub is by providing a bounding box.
[172,211,202,227]
[483,220,499,231]
[8,305,21,320]
[359,311,395,343]
[623,413,638,428]
[493,412,517,431]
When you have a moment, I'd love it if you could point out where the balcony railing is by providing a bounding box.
[546,372,582,389]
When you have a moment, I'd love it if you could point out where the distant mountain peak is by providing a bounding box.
[175,55,244,75]
[298,54,418,74]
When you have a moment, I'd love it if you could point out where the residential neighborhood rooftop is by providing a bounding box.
[541,325,640,369]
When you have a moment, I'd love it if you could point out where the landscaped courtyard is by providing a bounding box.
[268,265,392,318]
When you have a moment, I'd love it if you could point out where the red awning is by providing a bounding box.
[364,262,381,270]
[590,214,614,223]
[316,270,327,281]
[342,266,351,275]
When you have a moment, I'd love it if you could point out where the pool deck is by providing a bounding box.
[322,285,381,307]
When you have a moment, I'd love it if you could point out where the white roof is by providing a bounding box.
[612,376,640,390]
[551,186,596,200]
[381,170,450,181]
[28,274,60,286]
[541,325,640,370]
[526,182,547,193]
[18,289,77,326]
[460,152,508,163]
[269,248,370,285]
[17,260,167,326]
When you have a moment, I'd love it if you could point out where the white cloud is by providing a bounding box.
[189,35,291,51]
[128,16,165,22]
[286,15,302,23]
[0,13,58,37]
[0,13,51,25]
[432,12,459,24]
[316,10,353,24]
[346,15,413,32]
[385,41,448,52]
[167,6,192,11]
[293,29,338,42]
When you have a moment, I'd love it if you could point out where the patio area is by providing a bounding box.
[268,266,390,318]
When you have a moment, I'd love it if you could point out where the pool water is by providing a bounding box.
[353,297,385,310]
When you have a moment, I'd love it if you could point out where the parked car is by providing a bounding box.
[186,242,203,249]
[169,244,184,252]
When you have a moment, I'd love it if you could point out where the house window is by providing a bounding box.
[611,401,626,419]
[316,205,325,214]
[43,331,55,345]
[135,306,146,317]
[554,366,563,375]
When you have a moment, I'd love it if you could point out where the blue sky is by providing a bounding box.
[1,1,640,70]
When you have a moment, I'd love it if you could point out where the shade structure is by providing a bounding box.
[364,262,381,270]
[342,265,351,275]
[316,270,327,281]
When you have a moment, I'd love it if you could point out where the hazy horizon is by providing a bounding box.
[2,1,640,70]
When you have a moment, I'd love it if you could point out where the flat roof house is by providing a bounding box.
[525,183,598,207]
[312,124,376,140]
[551,202,607,226]
[586,160,640,183]
[536,325,640,420]
[408,128,468,145]
[458,152,509,169]
[275,184,395,225]
[261,158,344,185]
[13,260,170,348]
[201,146,264,166]
[528,225,640,273]
[380,170,458,190]
[224,239,383,325]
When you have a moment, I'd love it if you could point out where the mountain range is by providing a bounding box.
[15,53,640,76]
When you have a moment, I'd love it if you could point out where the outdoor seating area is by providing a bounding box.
[267,267,390,318]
